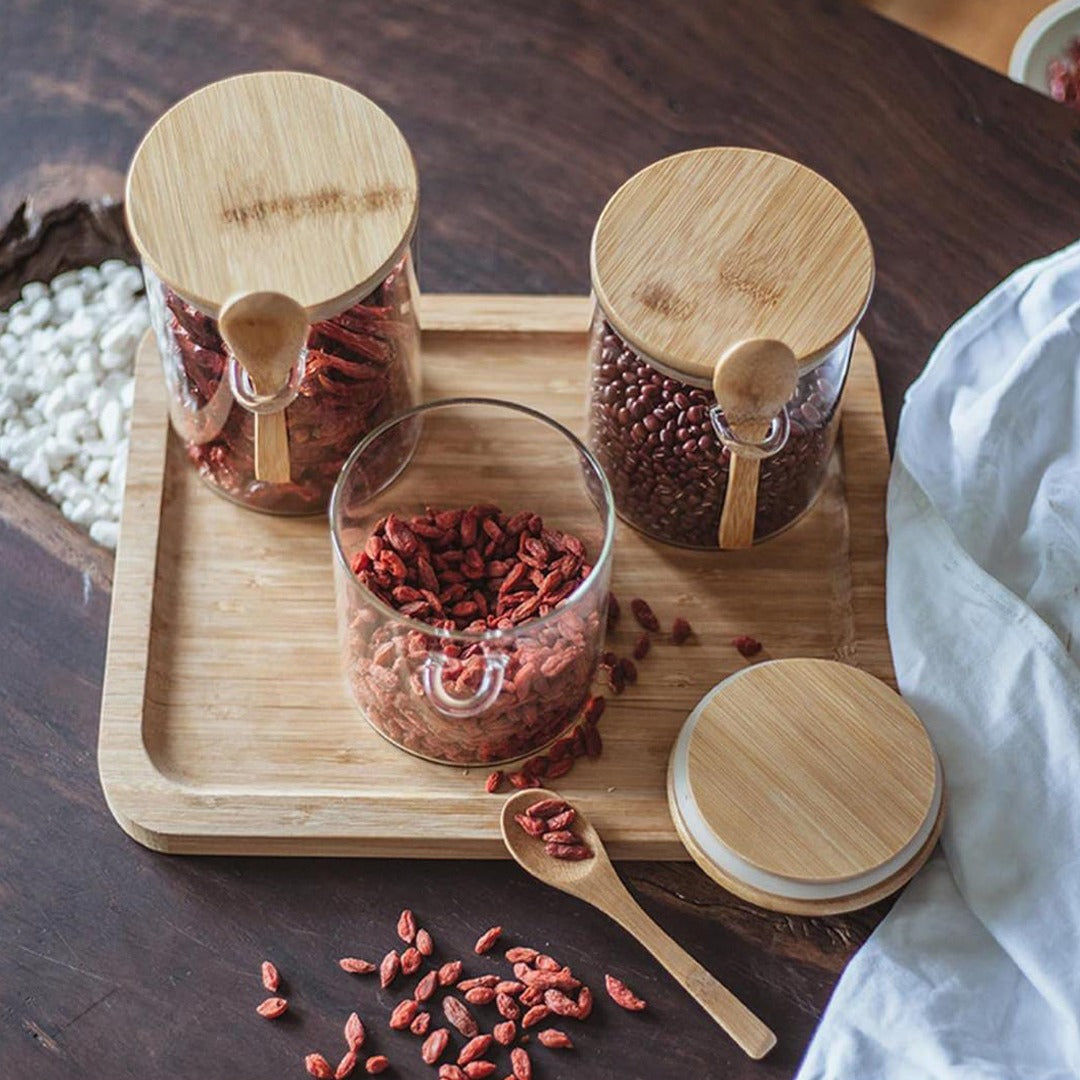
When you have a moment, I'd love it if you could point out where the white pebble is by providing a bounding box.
[89,520,119,548]
[21,281,48,304]
[98,398,123,444]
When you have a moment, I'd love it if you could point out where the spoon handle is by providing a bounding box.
[718,436,764,549]
[254,411,291,483]
[605,880,776,1059]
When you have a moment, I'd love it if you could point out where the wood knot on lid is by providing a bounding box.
[632,281,696,321]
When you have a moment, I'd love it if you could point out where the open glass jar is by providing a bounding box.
[588,148,874,549]
[330,399,615,766]
[126,72,420,514]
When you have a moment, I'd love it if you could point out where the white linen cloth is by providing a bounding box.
[797,241,1080,1079]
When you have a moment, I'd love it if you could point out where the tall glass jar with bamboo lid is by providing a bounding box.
[126,71,421,514]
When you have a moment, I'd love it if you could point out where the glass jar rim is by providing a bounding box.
[329,396,617,644]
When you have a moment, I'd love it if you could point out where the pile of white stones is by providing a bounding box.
[0,261,148,549]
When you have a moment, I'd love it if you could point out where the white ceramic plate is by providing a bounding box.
[1009,0,1080,94]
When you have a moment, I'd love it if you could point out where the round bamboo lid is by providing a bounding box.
[667,659,944,915]
[125,72,418,320]
[590,148,874,380]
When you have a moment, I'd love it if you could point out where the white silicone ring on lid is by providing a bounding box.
[669,664,944,903]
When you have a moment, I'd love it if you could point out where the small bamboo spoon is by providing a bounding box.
[714,339,798,550]
[500,788,776,1060]
[218,291,309,484]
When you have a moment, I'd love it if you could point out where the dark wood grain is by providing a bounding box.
[1,1,1079,1077]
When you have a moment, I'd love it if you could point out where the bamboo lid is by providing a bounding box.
[125,71,418,321]
[591,148,874,380]
[667,659,944,915]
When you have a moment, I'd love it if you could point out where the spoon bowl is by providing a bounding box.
[500,788,776,1059]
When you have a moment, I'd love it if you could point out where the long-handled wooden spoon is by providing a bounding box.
[500,788,776,1060]
[714,338,798,550]
[218,291,309,484]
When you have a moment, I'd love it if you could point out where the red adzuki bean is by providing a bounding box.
[732,633,763,657]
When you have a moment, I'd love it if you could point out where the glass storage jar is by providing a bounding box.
[126,72,420,514]
[588,148,874,549]
[331,399,615,766]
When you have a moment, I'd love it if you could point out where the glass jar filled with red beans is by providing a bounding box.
[126,72,421,514]
[588,148,874,549]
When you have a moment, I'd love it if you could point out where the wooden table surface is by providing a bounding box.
[2,2,1078,1077]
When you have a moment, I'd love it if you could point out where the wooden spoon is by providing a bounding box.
[500,788,776,1060]
[218,291,309,484]
[713,338,798,550]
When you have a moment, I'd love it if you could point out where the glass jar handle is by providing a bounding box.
[227,345,307,415]
[421,651,508,719]
[709,404,790,460]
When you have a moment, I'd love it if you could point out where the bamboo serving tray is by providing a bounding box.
[98,295,892,859]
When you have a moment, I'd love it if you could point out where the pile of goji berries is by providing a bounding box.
[254,910,648,1077]
[344,505,605,765]
[484,594,696,792]
[512,797,594,861]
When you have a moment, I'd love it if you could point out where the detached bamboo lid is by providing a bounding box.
[667,659,944,915]
[591,148,873,380]
[125,71,418,320]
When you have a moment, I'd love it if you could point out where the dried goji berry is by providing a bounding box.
[443,995,478,1037]
[632,632,651,659]
[416,928,434,957]
[521,1004,549,1028]
[672,616,692,644]
[510,1047,532,1080]
[463,1063,496,1079]
[415,970,438,1003]
[484,771,504,794]
[379,950,400,988]
[345,1012,365,1050]
[545,757,574,780]
[537,1028,574,1048]
[364,1056,389,1075]
[390,998,419,1029]
[335,1050,359,1079]
[464,986,496,1005]
[422,1027,450,1065]
[524,798,570,820]
[438,960,463,986]
[457,1034,493,1065]
[401,946,422,975]
[260,960,280,992]
[397,909,417,944]
[255,996,288,1019]
[604,974,647,1010]
[493,1019,517,1045]
[339,957,377,975]
[505,947,538,963]
[306,1053,333,1079]
[410,1011,431,1036]
[474,926,502,955]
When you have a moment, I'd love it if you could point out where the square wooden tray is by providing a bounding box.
[98,295,891,858]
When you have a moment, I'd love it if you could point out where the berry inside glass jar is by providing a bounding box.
[586,317,849,547]
[342,504,605,765]
[148,255,418,514]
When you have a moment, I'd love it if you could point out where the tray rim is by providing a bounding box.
[97,293,892,858]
